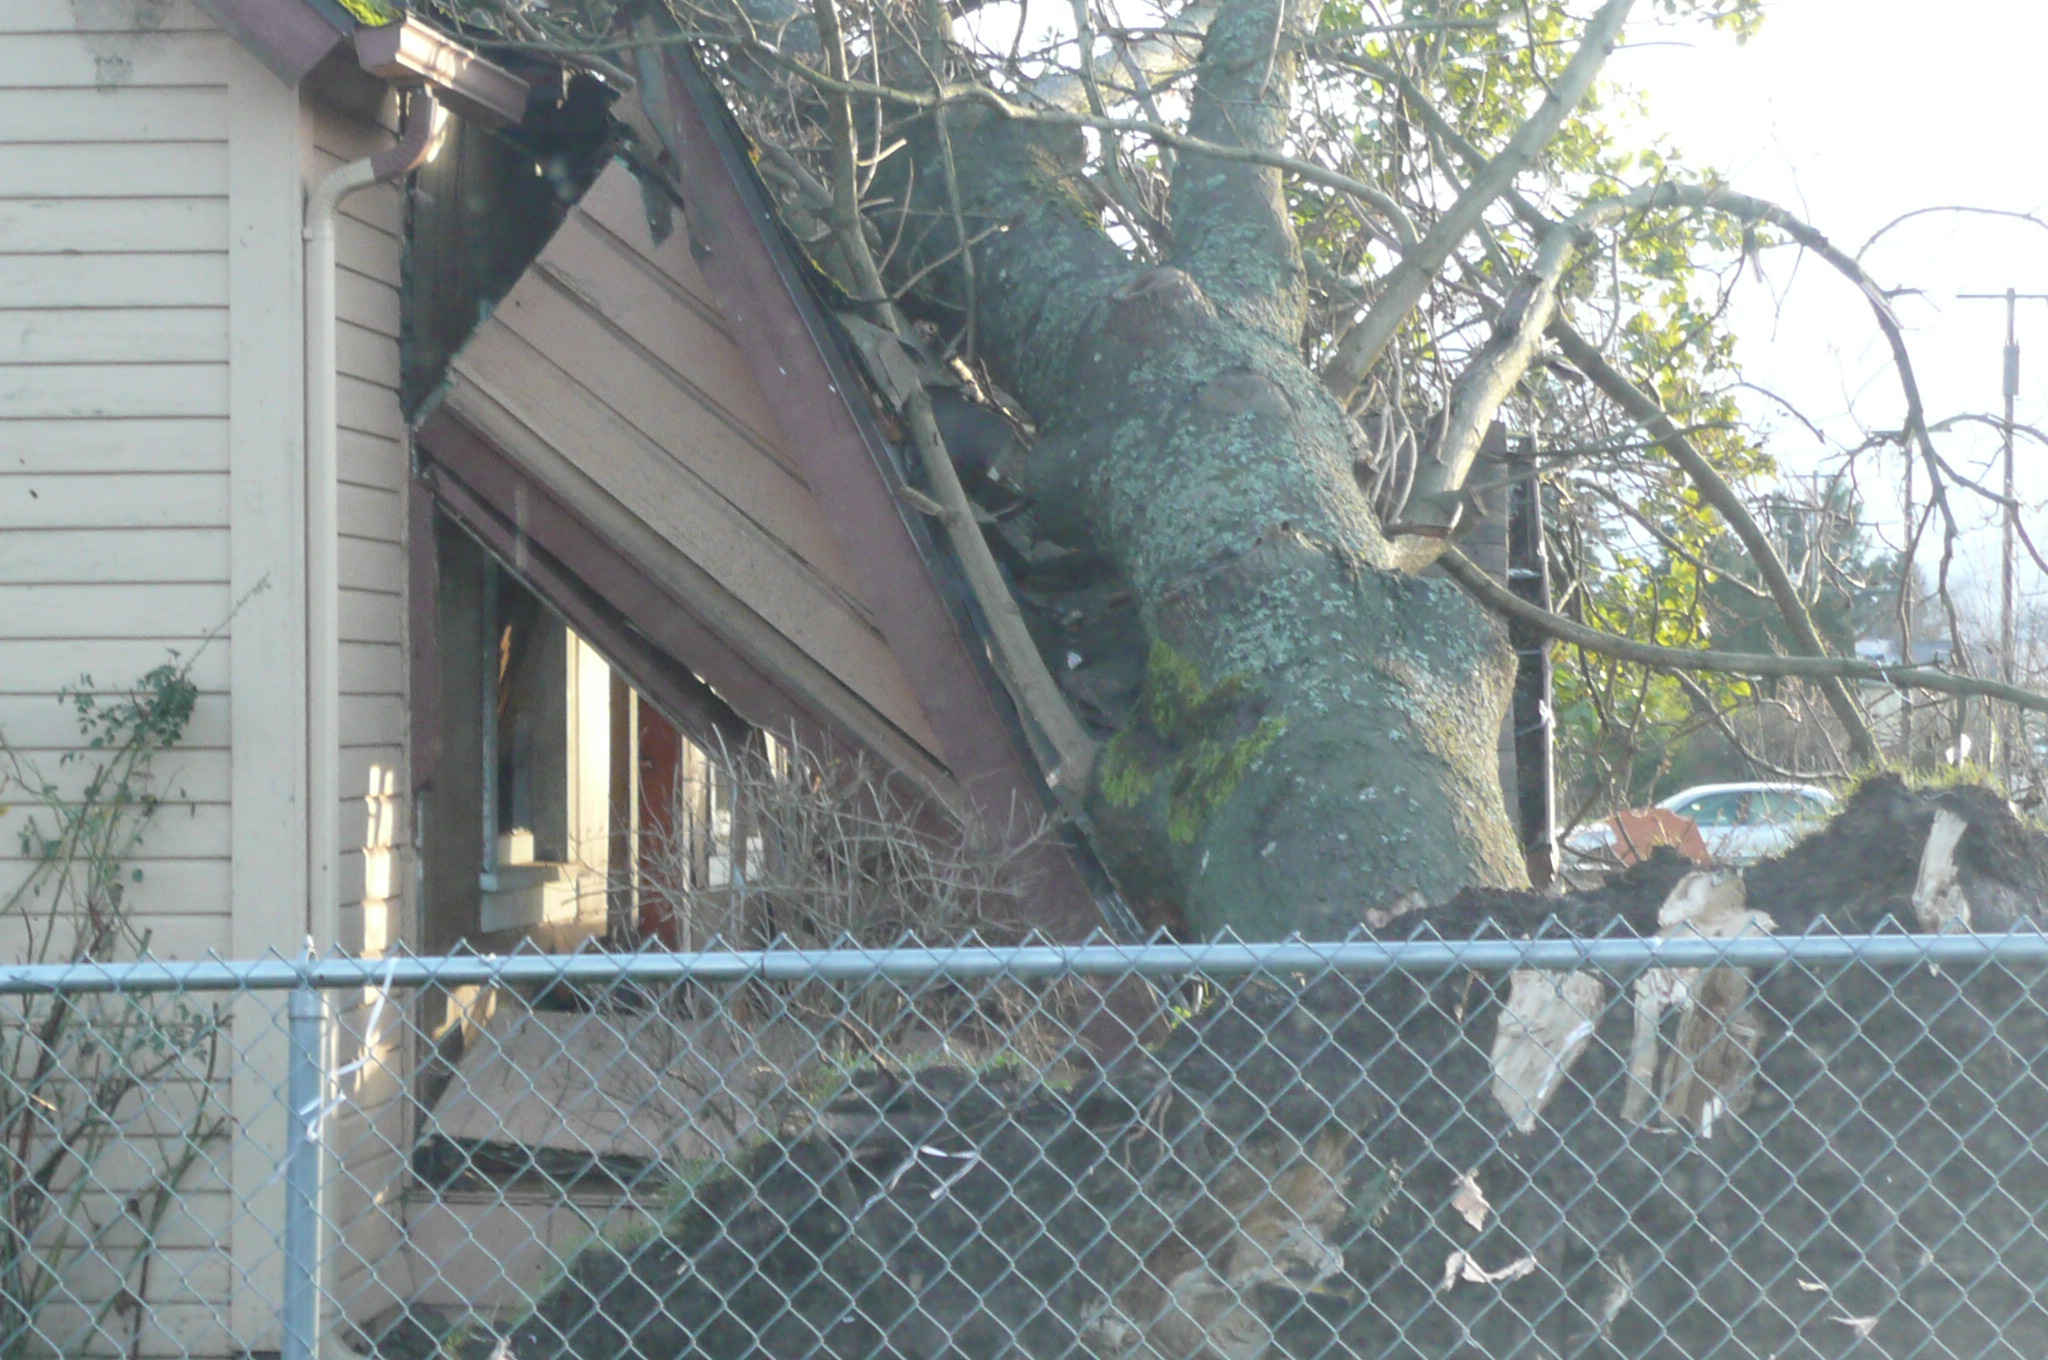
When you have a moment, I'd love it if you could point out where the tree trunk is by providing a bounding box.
[905,0,1528,937]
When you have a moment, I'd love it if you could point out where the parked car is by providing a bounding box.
[1565,782,1836,867]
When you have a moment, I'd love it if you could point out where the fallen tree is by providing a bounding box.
[479,776,2048,1360]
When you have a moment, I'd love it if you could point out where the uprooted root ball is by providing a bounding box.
[498,776,2048,1360]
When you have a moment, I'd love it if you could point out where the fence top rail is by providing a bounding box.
[0,932,2046,993]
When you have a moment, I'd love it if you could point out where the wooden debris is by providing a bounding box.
[1491,968,1605,1133]
[1452,1168,1490,1233]
[1912,808,1972,932]
[1620,871,1774,1132]
[1659,963,1764,1138]
[1438,1250,1539,1291]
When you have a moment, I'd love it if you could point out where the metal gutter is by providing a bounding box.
[355,18,529,129]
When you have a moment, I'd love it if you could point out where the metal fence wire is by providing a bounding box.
[10,932,2048,1360]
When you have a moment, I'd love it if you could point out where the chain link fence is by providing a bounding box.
[8,931,2048,1359]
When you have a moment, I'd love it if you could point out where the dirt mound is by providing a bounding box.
[489,778,2048,1360]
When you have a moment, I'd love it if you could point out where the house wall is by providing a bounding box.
[0,6,283,1355]
[301,84,412,962]
[0,5,425,1350]
[300,81,416,1341]
[0,0,235,957]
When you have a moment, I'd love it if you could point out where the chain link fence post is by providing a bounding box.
[284,979,324,1360]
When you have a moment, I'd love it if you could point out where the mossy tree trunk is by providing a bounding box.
[905,0,1529,937]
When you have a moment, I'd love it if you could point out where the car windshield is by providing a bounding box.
[1752,790,1826,822]
[1676,792,1746,827]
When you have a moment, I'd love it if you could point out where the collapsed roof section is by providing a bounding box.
[420,165,947,783]
[413,50,1122,940]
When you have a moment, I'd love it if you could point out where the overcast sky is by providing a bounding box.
[1609,1,2048,605]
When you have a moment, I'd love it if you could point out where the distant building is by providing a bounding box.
[1854,635,1953,667]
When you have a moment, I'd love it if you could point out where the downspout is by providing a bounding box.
[304,94,447,951]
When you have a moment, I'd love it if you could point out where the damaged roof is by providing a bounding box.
[399,43,1129,938]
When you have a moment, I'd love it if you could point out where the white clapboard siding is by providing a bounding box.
[340,585,404,645]
[0,84,228,138]
[0,253,229,309]
[0,361,227,419]
[0,198,226,253]
[0,0,236,1152]
[0,30,233,87]
[0,472,228,529]
[0,803,227,861]
[0,582,231,637]
[0,417,227,474]
[302,90,412,1345]
[339,426,405,488]
[0,525,228,583]
[337,317,400,388]
[0,9,330,1349]
[0,639,230,694]
[334,269,401,349]
[337,371,404,441]
[0,748,227,803]
[0,141,228,197]
[340,537,405,587]
[0,0,234,1025]
[0,859,231,918]
[339,640,402,696]
[0,308,229,366]
[0,692,229,749]
[0,0,215,30]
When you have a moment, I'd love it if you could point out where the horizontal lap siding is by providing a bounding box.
[302,94,410,963]
[0,9,323,1354]
[0,0,233,1019]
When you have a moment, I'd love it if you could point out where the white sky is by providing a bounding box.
[1610,0,2048,609]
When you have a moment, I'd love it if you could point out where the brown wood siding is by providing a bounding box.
[439,161,942,764]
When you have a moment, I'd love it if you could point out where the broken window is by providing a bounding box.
[475,559,614,939]
[423,514,776,954]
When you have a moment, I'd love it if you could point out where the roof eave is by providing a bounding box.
[192,0,530,127]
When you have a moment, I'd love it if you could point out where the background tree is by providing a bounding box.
[437,0,2047,936]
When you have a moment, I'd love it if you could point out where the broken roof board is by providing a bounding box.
[423,164,954,787]
[642,49,1114,939]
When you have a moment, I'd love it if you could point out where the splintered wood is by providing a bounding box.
[1623,870,1775,1134]
[1490,870,1775,1136]
[1489,968,1605,1134]
[1912,808,1972,932]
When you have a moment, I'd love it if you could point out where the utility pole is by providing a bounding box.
[1506,435,1556,888]
[1959,287,2048,781]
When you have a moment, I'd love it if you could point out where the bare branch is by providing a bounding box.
[1388,229,1568,557]
[1857,205,2048,262]
[1548,320,1879,761]
[662,29,1426,246]
[1440,547,2048,717]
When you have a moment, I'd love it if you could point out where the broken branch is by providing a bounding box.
[1439,546,2048,717]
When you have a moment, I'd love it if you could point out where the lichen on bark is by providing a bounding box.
[1099,639,1287,845]
[871,0,1532,938]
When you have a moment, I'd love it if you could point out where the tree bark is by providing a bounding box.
[910,0,1528,938]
